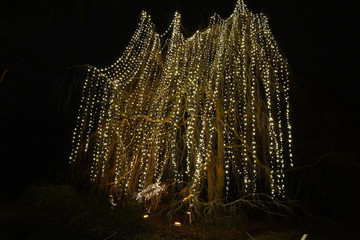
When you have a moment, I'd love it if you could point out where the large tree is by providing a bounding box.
[69,0,293,204]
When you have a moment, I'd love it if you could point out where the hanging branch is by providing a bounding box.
[69,0,293,205]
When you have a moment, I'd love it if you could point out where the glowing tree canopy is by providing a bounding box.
[69,0,293,203]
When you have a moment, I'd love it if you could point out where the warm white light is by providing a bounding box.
[69,0,293,201]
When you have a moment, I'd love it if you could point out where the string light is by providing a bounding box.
[69,0,293,200]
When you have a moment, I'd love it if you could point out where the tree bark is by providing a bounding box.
[206,119,215,201]
[214,100,225,200]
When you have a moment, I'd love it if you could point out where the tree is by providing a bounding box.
[69,0,293,206]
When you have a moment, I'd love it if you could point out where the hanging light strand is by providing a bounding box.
[69,0,293,201]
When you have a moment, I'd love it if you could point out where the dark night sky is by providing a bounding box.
[0,0,359,202]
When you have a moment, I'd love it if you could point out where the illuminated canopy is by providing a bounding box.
[69,0,293,202]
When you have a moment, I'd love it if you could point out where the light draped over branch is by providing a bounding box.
[69,0,293,203]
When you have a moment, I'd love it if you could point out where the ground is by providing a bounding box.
[0,184,358,240]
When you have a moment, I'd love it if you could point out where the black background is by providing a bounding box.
[0,0,359,218]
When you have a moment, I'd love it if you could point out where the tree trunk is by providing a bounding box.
[206,119,216,201]
[214,100,225,200]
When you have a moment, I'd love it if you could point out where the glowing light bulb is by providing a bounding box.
[69,0,293,202]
